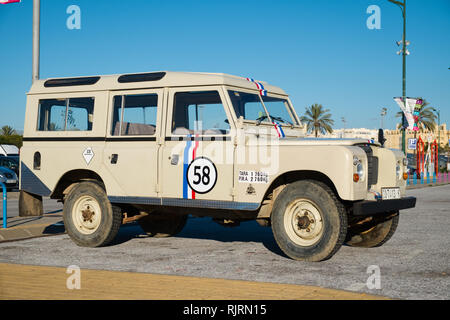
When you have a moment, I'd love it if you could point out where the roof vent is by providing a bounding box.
[118,72,166,83]
[44,76,100,87]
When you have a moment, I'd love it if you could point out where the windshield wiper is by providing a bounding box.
[255,115,268,126]
[271,116,294,128]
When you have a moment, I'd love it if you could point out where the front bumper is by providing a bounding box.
[352,196,416,216]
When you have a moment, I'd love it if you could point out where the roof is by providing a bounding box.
[28,71,288,96]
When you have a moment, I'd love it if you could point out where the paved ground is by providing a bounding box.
[0,185,449,300]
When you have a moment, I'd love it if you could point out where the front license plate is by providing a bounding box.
[6,180,16,184]
[382,187,400,200]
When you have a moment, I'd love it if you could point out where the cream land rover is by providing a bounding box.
[19,71,416,261]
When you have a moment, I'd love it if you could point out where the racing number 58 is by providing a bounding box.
[187,157,217,194]
[193,165,210,186]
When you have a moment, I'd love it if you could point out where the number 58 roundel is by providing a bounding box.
[186,157,217,194]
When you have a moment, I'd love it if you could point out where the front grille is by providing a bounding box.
[358,145,378,188]
[4,172,13,179]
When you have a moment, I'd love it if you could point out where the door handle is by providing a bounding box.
[110,154,118,164]
[170,154,179,165]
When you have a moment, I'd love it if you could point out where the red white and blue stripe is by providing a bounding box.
[183,136,199,199]
[246,77,267,96]
[273,121,285,138]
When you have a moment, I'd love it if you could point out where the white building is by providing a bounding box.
[306,128,378,140]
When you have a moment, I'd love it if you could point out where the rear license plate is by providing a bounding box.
[382,187,400,200]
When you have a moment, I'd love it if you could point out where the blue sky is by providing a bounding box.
[1,0,449,131]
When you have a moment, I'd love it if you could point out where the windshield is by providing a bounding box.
[228,90,298,126]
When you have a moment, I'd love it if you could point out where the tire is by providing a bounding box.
[345,212,399,248]
[63,181,122,247]
[138,212,187,238]
[271,180,347,262]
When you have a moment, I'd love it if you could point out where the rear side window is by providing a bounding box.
[37,98,94,131]
[111,94,158,136]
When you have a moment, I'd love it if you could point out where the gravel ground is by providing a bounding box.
[0,185,449,300]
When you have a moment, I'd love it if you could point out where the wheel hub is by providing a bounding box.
[82,206,95,222]
[72,196,102,235]
[284,199,324,246]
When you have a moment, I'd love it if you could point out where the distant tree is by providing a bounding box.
[300,104,334,137]
[0,134,22,149]
[0,125,16,136]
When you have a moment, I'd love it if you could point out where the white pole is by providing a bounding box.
[32,0,40,83]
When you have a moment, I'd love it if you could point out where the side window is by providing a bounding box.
[38,99,66,131]
[112,94,158,136]
[228,90,270,123]
[67,98,94,131]
[171,91,230,135]
[37,98,94,131]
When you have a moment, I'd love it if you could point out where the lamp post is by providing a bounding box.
[381,107,387,129]
[388,0,408,154]
[341,117,346,138]
[432,107,441,150]
[32,0,40,83]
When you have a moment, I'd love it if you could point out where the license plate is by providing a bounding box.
[381,187,400,200]
[6,180,16,184]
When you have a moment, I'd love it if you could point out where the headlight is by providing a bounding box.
[0,173,5,179]
[357,162,365,181]
[402,158,408,166]
[396,163,401,179]
[353,156,364,182]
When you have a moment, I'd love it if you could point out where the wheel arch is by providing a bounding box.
[263,170,340,202]
[50,169,105,200]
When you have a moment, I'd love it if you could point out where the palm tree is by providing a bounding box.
[300,104,334,137]
[0,125,16,136]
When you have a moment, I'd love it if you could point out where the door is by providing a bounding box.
[103,89,163,199]
[160,87,235,204]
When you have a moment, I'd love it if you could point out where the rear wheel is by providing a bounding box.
[271,180,347,262]
[346,212,399,248]
[138,212,187,238]
[63,181,122,247]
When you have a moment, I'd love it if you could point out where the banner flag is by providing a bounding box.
[407,98,424,131]
[394,97,414,130]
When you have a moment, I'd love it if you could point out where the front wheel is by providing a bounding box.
[63,181,122,247]
[271,180,347,262]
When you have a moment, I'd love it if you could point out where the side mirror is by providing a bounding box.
[378,128,386,147]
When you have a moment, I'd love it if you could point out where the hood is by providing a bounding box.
[248,136,381,147]
[282,137,381,147]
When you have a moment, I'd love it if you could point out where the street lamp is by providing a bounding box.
[431,107,440,150]
[388,0,409,154]
[381,107,387,129]
[341,117,346,138]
